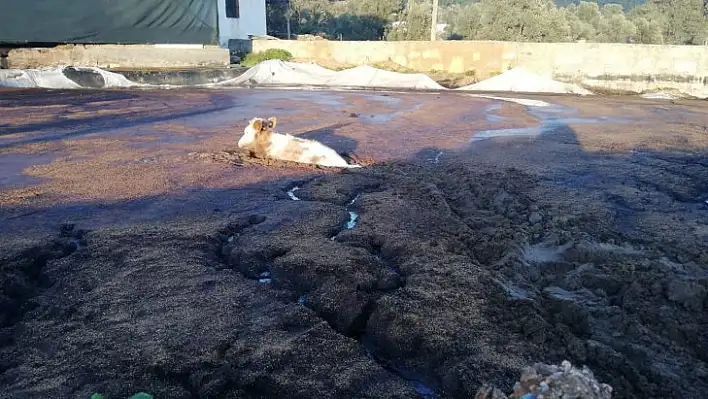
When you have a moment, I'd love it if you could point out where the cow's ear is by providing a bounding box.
[267,116,277,129]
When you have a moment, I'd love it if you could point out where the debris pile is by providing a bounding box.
[476,361,612,399]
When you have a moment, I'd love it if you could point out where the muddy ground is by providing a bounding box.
[1,87,707,399]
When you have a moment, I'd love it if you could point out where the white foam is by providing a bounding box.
[458,68,593,95]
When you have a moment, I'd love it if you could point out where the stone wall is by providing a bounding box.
[252,40,708,96]
[6,44,230,69]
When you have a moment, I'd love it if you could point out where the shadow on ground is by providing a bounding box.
[0,91,236,148]
[1,95,708,399]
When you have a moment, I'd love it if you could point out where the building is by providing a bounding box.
[219,0,267,46]
[0,0,265,48]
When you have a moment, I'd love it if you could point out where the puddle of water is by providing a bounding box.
[258,271,272,284]
[414,382,436,398]
[364,93,402,106]
[361,335,438,398]
[360,103,423,124]
[472,101,631,142]
[0,153,56,188]
[472,127,542,141]
[484,103,505,122]
[346,211,359,229]
[347,193,361,206]
[468,94,553,108]
[287,186,301,200]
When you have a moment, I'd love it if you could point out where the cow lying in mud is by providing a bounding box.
[238,117,362,168]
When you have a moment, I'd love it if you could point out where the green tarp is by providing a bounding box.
[0,0,218,44]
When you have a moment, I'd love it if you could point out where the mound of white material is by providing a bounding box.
[458,68,593,95]
[324,65,445,90]
[218,60,446,90]
[216,60,337,86]
[0,68,80,89]
[0,66,141,89]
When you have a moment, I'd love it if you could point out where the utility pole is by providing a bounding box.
[430,0,439,41]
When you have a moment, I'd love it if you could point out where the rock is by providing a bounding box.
[475,360,612,399]
[475,384,507,399]
[666,278,706,311]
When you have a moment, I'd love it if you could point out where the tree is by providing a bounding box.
[386,0,432,40]
[444,3,482,39]
[595,4,638,42]
[477,0,568,42]
[627,3,666,43]
[564,5,598,41]
[648,0,708,44]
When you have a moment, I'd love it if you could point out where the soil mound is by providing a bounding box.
[2,156,706,398]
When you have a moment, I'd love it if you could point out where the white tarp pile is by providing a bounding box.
[216,60,446,90]
[216,60,337,87]
[457,67,594,95]
[0,66,141,89]
[0,68,81,89]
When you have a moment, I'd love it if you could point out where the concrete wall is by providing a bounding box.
[6,44,230,69]
[218,0,266,46]
[251,40,708,96]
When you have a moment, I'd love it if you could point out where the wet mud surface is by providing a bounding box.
[1,87,708,398]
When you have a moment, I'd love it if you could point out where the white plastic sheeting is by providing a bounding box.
[215,60,337,87]
[640,91,678,100]
[0,66,142,89]
[0,68,81,88]
[215,60,446,90]
[465,94,553,108]
[457,67,594,95]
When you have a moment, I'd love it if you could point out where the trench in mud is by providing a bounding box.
[0,224,87,333]
[280,185,435,395]
[287,184,361,238]
[209,184,437,397]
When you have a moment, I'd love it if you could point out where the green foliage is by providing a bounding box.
[385,0,432,40]
[265,0,708,45]
[242,49,293,67]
